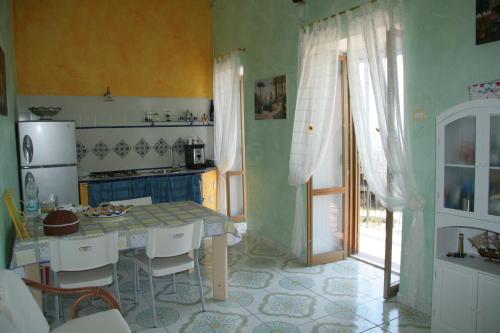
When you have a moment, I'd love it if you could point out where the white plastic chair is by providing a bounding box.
[0,269,130,333]
[133,220,205,327]
[50,232,120,324]
[109,196,152,206]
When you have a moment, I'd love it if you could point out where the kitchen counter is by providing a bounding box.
[79,166,217,183]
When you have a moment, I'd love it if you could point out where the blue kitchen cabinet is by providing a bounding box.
[150,174,202,204]
[87,174,202,207]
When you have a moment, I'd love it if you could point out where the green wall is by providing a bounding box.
[0,0,18,269]
[214,0,301,250]
[216,0,500,310]
[403,0,500,308]
[308,0,500,309]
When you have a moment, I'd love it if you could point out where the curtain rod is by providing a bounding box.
[215,48,246,59]
[302,0,377,31]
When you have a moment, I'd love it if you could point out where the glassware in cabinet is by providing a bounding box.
[443,116,476,212]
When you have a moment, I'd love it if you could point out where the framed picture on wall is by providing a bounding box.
[255,75,287,120]
[476,0,500,44]
[0,47,7,116]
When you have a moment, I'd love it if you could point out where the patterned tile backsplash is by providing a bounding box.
[173,137,187,154]
[76,126,214,174]
[134,138,151,158]
[113,139,131,159]
[91,140,111,160]
[76,141,88,163]
[153,138,170,156]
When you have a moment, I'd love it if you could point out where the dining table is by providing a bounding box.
[10,201,238,307]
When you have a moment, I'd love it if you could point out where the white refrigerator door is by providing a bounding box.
[21,166,79,206]
[18,121,77,167]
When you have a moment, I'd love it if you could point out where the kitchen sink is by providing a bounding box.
[142,167,185,175]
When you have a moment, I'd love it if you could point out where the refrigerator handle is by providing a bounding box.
[23,135,34,163]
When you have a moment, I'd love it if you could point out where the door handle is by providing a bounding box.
[23,135,34,163]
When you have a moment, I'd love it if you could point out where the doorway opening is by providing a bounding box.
[306,55,402,299]
[353,174,402,287]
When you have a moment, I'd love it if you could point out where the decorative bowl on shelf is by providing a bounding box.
[29,107,61,120]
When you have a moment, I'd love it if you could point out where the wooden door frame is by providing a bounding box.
[307,55,351,266]
[226,71,248,222]
[383,210,399,299]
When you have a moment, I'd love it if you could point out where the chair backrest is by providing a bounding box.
[50,232,119,272]
[3,189,29,240]
[0,269,50,333]
[146,220,203,259]
[109,196,152,206]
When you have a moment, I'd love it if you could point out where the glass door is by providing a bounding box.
[441,115,477,215]
[488,114,500,218]
[307,57,349,265]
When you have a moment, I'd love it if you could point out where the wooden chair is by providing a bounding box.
[2,189,29,240]
[0,269,130,333]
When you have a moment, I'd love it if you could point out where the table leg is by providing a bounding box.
[212,234,228,300]
[24,263,43,309]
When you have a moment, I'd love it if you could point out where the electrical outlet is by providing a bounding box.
[413,108,428,121]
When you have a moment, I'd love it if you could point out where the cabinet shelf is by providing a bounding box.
[444,163,475,168]
[437,255,500,278]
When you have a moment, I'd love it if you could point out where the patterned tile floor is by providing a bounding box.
[49,236,431,333]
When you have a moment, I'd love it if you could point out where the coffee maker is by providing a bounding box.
[184,144,206,169]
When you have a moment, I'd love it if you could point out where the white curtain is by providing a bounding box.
[347,0,425,309]
[289,17,341,259]
[213,53,241,214]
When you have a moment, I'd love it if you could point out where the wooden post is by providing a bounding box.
[212,234,228,300]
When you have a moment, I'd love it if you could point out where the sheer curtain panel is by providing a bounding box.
[289,18,341,259]
[347,0,425,309]
[213,53,241,214]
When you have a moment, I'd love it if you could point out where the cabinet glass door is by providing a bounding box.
[488,115,500,217]
[443,116,476,212]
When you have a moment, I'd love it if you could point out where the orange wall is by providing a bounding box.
[14,0,213,97]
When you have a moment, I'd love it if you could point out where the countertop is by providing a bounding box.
[79,166,217,183]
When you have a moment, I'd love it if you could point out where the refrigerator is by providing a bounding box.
[17,121,79,206]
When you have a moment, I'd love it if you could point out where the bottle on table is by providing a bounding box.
[25,172,39,218]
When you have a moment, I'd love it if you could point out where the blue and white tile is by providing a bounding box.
[311,311,378,332]
[167,309,262,333]
[308,275,367,298]
[254,320,315,333]
[206,290,257,309]
[278,258,327,277]
[380,308,431,333]
[352,299,410,326]
[356,277,385,300]
[245,290,331,326]
[330,259,384,281]
[231,255,282,273]
[228,269,281,293]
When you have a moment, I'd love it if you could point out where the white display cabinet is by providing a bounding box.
[433,100,500,333]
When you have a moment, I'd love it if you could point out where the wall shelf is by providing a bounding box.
[76,122,214,129]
